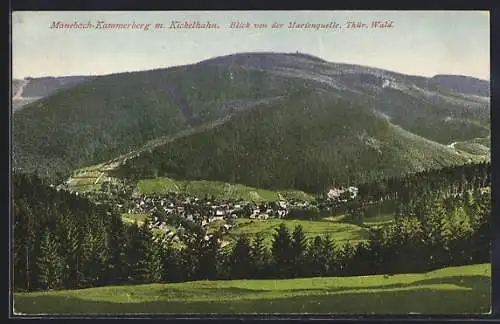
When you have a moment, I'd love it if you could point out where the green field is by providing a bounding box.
[135,177,315,202]
[121,213,149,225]
[13,263,490,315]
[66,167,316,204]
[454,142,490,156]
[120,214,378,250]
[211,218,371,248]
[451,136,490,157]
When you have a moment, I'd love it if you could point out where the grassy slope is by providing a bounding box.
[14,263,490,315]
[119,215,371,248]
[135,177,314,202]
[66,168,315,201]
[453,136,491,156]
[213,218,370,248]
[121,213,149,225]
[197,218,370,251]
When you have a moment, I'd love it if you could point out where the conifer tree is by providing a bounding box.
[104,212,127,284]
[147,234,165,283]
[198,234,220,280]
[291,225,308,277]
[37,230,65,290]
[250,232,269,278]
[307,236,324,277]
[271,223,292,277]
[56,214,82,289]
[320,235,337,275]
[80,228,109,287]
[229,235,252,279]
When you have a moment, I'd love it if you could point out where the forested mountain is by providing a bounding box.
[12,52,490,188]
[115,89,480,193]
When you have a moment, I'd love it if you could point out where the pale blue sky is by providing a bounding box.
[11,11,490,80]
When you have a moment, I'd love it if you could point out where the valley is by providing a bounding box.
[11,52,491,316]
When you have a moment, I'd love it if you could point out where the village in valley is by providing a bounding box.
[72,179,361,247]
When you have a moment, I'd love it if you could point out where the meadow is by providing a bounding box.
[135,177,314,202]
[209,218,371,248]
[120,213,375,249]
[13,263,491,315]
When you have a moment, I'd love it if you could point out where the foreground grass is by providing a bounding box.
[14,263,490,315]
[136,177,315,202]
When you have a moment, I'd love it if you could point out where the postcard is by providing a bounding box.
[11,10,491,316]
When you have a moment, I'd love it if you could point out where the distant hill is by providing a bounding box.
[12,76,93,111]
[430,75,490,97]
[12,52,490,188]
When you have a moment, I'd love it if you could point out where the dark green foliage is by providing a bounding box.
[290,225,309,277]
[345,203,365,225]
[307,236,325,277]
[80,229,109,286]
[271,224,293,278]
[320,235,338,276]
[250,232,270,278]
[286,205,321,220]
[36,230,65,290]
[118,90,477,193]
[13,161,490,291]
[125,222,151,283]
[229,235,252,279]
[13,173,127,291]
[12,62,309,182]
[147,236,165,283]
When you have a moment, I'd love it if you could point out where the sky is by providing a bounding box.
[11,11,490,80]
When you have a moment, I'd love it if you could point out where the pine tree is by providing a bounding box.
[320,235,337,275]
[250,232,269,278]
[271,223,292,278]
[229,235,252,279]
[37,230,65,290]
[307,236,324,277]
[290,225,308,277]
[13,199,36,291]
[104,212,127,284]
[147,235,165,283]
[56,214,81,289]
[199,234,220,280]
[81,227,109,287]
